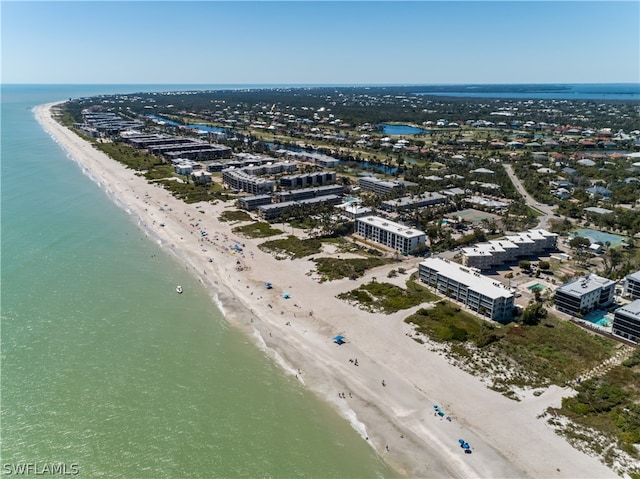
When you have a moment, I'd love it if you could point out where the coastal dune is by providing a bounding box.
[35,102,616,479]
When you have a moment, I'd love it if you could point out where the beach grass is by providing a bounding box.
[232,222,283,238]
[92,140,162,171]
[258,236,324,259]
[494,318,615,386]
[144,164,175,180]
[219,210,252,223]
[548,350,640,475]
[406,306,617,389]
[405,301,483,342]
[156,179,228,203]
[337,279,439,313]
[313,257,394,281]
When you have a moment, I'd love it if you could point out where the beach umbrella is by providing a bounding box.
[458,439,465,444]
[434,405,439,409]
[283,292,290,299]
[462,443,470,449]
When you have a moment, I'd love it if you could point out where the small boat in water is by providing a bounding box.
[176,285,183,294]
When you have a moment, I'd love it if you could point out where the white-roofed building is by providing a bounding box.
[381,191,447,212]
[463,229,557,270]
[612,299,640,343]
[335,203,372,220]
[554,274,615,316]
[191,170,212,184]
[358,176,404,195]
[623,271,640,299]
[354,216,425,255]
[418,257,514,322]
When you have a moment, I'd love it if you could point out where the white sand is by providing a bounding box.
[36,102,617,479]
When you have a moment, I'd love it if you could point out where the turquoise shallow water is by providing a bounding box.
[1,85,396,478]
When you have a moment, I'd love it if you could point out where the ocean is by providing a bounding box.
[414,83,640,100]
[0,85,396,478]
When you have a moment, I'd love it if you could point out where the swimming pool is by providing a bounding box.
[584,310,612,327]
[528,283,546,292]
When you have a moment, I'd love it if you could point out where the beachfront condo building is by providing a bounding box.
[623,271,640,299]
[237,195,272,211]
[418,257,515,322]
[279,171,336,188]
[358,177,405,195]
[222,168,275,195]
[274,185,344,203]
[612,299,640,343]
[282,151,340,168]
[257,195,341,221]
[354,216,425,255]
[462,229,558,271]
[554,274,615,316]
[380,191,448,212]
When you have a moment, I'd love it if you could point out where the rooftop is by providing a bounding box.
[557,274,615,297]
[616,299,640,318]
[626,271,640,282]
[357,215,425,239]
[420,257,513,300]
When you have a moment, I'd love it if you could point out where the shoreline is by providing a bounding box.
[35,101,617,479]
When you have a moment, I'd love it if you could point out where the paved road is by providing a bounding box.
[503,163,557,230]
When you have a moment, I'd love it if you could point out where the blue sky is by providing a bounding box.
[2,1,639,85]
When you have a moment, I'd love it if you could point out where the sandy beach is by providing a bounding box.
[35,102,617,479]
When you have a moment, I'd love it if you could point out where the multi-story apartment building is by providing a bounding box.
[274,185,344,203]
[358,177,404,195]
[554,274,615,316]
[354,216,425,255]
[237,195,273,211]
[257,195,341,221]
[612,299,640,343]
[418,257,514,322]
[623,271,640,299]
[221,168,275,195]
[380,192,447,212]
[279,172,336,188]
[463,229,557,270]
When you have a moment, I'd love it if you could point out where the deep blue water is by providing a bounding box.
[415,83,640,100]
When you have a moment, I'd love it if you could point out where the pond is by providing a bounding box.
[377,123,429,135]
[147,114,226,133]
